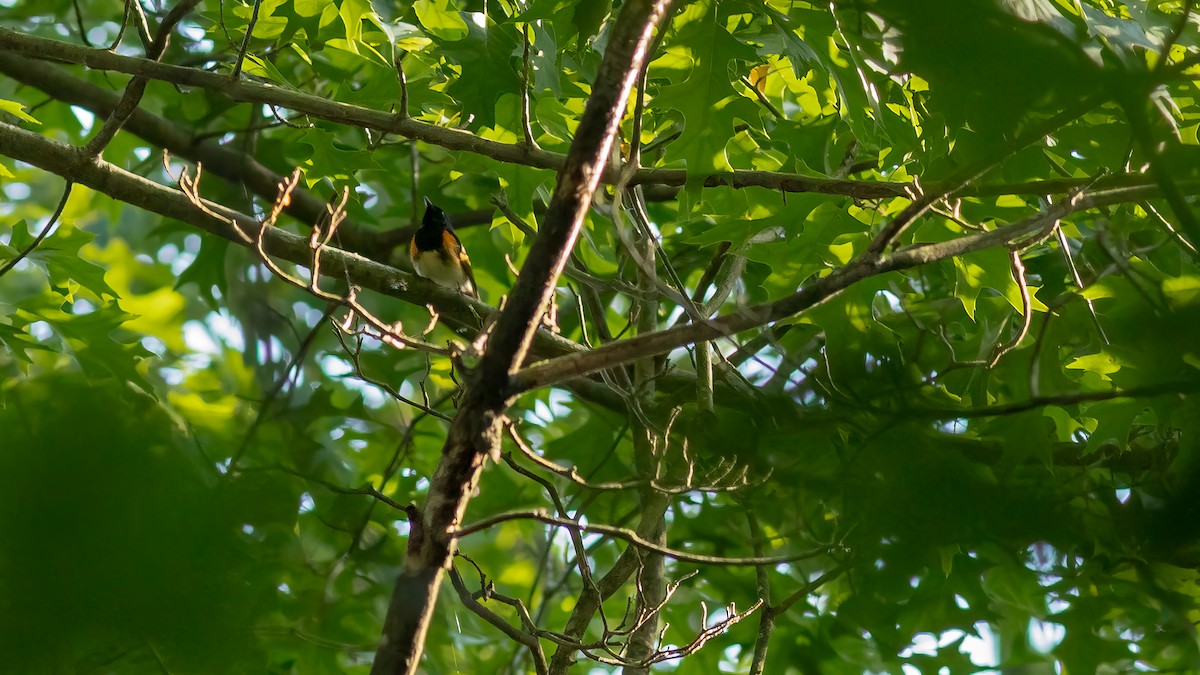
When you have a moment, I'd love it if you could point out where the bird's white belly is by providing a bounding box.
[412,251,468,292]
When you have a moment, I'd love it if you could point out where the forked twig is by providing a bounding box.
[169,157,450,358]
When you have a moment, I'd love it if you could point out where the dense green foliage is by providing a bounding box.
[2,0,1200,673]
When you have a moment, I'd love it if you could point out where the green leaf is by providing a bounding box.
[12,221,117,300]
[0,98,40,124]
[0,321,55,363]
[414,0,469,41]
[570,0,611,50]
[656,1,761,175]
[1163,274,1200,307]
[952,246,1047,320]
[1082,399,1144,454]
[1066,352,1121,382]
[238,54,299,88]
[437,18,522,126]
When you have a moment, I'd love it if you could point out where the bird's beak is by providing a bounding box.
[423,196,434,208]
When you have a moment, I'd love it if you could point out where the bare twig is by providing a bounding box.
[511,184,1199,391]
[455,509,833,567]
[331,328,455,421]
[520,25,539,149]
[913,379,1200,420]
[1,29,1167,201]
[745,510,775,675]
[448,564,549,675]
[173,163,450,356]
[774,562,851,615]
[1154,0,1195,76]
[83,0,201,158]
[988,249,1032,367]
[1142,199,1199,257]
[0,182,73,279]
[228,303,338,471]
[229,0,262,79]
[1054,224,1110,344]
[71,0,93,47]
[740,74,783,120]
[244,463,409,511]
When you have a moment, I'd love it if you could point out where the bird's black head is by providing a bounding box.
[421,197,452,232]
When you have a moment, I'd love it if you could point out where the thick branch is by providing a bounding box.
[510,181,1200,391]
[368,2,675,673]
[0,52,379,251]
[0,120,588,361]
[0,27,1172,201]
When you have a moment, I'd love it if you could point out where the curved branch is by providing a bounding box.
[916,379,1200,420]
[0,120,589,362]
[0,181,73,279]
[510,181,1200,391]
[83,0,200,158]
[455,509,832,567]
[0,52,387,255]
[0,27,1172,202]
[369,2,677,673]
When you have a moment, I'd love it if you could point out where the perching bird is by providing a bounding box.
[409,197,478,298]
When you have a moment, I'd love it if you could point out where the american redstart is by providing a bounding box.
[410,197,479,298]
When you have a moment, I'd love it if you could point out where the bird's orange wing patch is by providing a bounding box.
[444,230,478,298]
[442,230,463,258]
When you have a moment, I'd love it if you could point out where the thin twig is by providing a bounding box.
[3,29,1169,201]
[72,0,93,47]
[988,249,1032,367]
[243,463,409,511]
[448,564,549,675]
[0,181,73,279]
[773,561,852,615]
[1154,0,1194,76]
[455,509,834,567]
[229,0,262,79]
[174,162,451,355]
[1054,224,1110,344]
[520,25,538,149]
[84,0,201,158]
[228,302,338,472]
[739,74,783,120]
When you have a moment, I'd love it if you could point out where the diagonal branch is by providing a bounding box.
[0,52,380,251]
[0,27,1175,202]
[367,2,676,673]
[0,181,73,279]
[455,509,831,567]
[83,0,200,158]
[509,181,1200,391]
[0,120,588,362]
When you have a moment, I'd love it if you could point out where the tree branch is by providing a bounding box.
[82,0,199,158]
[454,509,831,567]
[368,2,675,673]
[0,181,73,279]
[0,120,589,363]
[510,181,1200,391]
[0,28,1174,202]
[0,51,395,256]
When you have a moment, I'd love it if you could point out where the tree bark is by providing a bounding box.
[368,1,677,673]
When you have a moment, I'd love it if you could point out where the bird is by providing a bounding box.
[409,197,478,299]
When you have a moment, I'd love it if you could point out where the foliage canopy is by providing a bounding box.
[2,0,1200,673]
